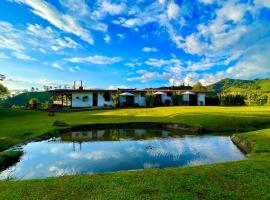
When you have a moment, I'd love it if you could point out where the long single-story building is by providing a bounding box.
[50,88,206,108]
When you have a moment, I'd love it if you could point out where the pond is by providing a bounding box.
[0,127,246,180]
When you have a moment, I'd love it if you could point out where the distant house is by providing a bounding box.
[49,87,206,109]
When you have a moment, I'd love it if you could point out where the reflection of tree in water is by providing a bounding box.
[61,128,183,143]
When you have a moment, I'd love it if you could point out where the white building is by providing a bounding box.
[50,88,206,108]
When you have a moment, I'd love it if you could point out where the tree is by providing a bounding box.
[29,98,40,109]
[145,92,155,107]
[172,92,183,106]
[0,83,9,99]
[0,74,6,81]
[193,82,206,91]
[111,93,120,107]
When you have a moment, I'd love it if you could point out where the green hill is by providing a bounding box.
[207,78,270,93]
[0,92,52,108]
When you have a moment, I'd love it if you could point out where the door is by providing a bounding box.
[189,94,197,106]
[93,93,98,106]
[126,96,134,107]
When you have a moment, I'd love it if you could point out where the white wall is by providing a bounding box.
[72,93,92,108]
[197,93,206,106]
[72,92,113,108]
[97,92,113,107]
[119,92,146,106]
[134,92,146,106]
[183,94,190,102]
[161,93,173,105]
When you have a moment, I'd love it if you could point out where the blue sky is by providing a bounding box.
[0,0,270,91]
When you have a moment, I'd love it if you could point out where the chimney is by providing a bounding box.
[79,80,83,90]
[73,81,76,89]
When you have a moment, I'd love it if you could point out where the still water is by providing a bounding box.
[0,128,246,180]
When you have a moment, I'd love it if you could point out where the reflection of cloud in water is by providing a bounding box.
[187,159,207,166]
[143,163,160,169]
[68,150,122,161]
[48,165,75,177]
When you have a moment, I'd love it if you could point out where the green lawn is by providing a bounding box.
[0,107,270,199]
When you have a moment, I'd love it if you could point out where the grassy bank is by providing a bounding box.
[0,107,270,199]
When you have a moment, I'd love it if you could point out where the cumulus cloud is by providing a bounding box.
[13,0,94,44]
[127,71,171,82]
[167,1,180,19]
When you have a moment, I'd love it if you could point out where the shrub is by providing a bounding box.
[145,92,155,107]
[11,105,24,109]
[28,98,40,109]
[218,93,245,106]
[172,92,183,106]
[205,95,220,106]
[112,93,120,107]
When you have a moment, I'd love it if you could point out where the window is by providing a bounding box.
[103,92,111,101]
[167,92,173,97]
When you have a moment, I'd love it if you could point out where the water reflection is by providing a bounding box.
[0,128,246,180]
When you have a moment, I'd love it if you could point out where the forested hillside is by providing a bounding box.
[0,92,52,108]
[207,78,270,106]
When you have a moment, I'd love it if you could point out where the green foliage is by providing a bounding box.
[0,83,8,99]
[172,92,183,106]
[1,92,52,108]
[29,98,40,109]
[0,150,23,171]
[145,92,155,107]
[29,98,39,105]
[192,82,206,91]
[111,93,120,107]
[11,105,25,109]
[218,93,245,106]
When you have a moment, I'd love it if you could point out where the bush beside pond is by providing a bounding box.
[0,150,23,171]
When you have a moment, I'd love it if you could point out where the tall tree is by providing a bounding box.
[193,82,206,91]
[0,74,5,81]
[0,83,8,99]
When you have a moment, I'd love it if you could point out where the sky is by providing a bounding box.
[0,0,270,91]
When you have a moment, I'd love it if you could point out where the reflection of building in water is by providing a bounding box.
[68,129,171,143]
[72,130,105,140]
[72,142,82,152]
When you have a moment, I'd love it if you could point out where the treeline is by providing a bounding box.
[216,91,270,106]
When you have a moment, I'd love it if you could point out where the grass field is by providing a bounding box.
[0,106,270,199]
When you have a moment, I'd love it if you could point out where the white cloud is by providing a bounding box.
[117,33,124,38]
[167,1,180,20]
[104,34,111,43]
[183,73,199,86]
[12,51,36,61]
[52,62,64,70]
[199,0,215,4]
[142,47,158,52]
[108,85,128,89]
[101,1,126,15]
[217,1,247,23]
[127,71,171,82]
[254,0,270,8]
[66,55,122,65]
[145,58,182,68]
[13,0,94,44]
